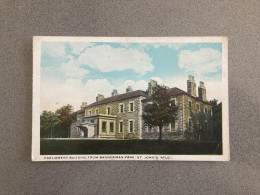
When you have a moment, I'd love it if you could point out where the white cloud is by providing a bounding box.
[40,77,150,112]
[42,42,66,58]
[40,78,115,112]
[78,45,154,75]
[69,42,94,55]
[59,56,89,78]
[178,48,222,76]
[41,56,89,79]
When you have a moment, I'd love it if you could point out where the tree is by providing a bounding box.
[142,85,178,140]
[55,104,76,138]
[40,111,59,138]
[209,99,222,142]
[40,104,76,138]
[190,111,213,141]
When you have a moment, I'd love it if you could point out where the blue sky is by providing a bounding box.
[40,41,222,112]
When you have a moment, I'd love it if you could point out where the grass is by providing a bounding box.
[40,139,222,155]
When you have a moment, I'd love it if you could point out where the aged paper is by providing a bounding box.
[32,36,229,161]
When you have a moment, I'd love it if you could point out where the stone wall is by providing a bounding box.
[182,95,212,131]
[141,94,212,140]
[85,95,144,139]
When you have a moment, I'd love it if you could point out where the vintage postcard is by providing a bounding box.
[32,36,229,161]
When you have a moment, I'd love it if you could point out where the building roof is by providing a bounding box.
[84,90,148,109]
[144,87,212,105]
[77,109,85,114]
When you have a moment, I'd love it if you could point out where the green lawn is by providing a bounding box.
[40,139,222,155]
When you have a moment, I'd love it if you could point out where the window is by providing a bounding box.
[96,109,99,114]
[119,121,123,133]
[188,101,192,109]
[129,120,134,132]
[120,104,124,113]
[205,107,208,113]
[102,121,106,132]
[196,104,200,112]
[110,122,114,132]
[171,120,175,131]
[89,110,91,115]
[90,119,94,123]
[129,102,134,112]
[107,107,111,115]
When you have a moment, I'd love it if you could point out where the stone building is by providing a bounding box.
[71,75,212,140]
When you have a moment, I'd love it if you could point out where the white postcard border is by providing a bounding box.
[32,36,229,161]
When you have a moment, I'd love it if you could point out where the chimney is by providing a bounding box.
[126,86,133,93]
[198,81,207,101]
[96,94,104,102]
[187,75,197,97]
[111,89,118,97]
[148,79,157,96]
[81,102,88,109]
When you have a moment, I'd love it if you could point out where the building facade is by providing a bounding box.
[71,75,212,140]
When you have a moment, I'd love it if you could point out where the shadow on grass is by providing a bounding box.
[40,139,222,155]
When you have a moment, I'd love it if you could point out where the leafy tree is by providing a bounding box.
[142,85,178,140]
[40,111,59,138]
[190,111,213,141]
[209,99,222,142]
[55,104,76,138]
[40,104,76,138]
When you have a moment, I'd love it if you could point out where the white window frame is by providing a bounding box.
[128,119,134,133]
[119,103,124,113]
[109,121,114,133]
[119,120,123,133]
[101,121,107,133]
[106,106,111,115]
[129,101,134,112]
